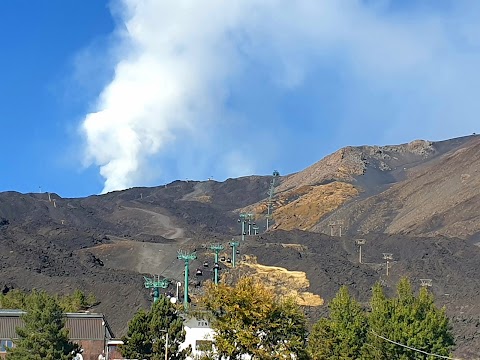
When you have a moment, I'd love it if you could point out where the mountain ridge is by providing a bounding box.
[1,134,479,356]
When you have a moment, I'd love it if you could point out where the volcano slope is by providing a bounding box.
[1,135,480,356]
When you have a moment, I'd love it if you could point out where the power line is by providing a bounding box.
[371,330,462,360]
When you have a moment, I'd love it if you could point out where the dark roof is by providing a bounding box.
[0,310,114,340]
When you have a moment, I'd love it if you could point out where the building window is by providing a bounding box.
[0,339,13,352]
[195,340,213,352]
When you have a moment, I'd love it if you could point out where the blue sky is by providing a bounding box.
[1,1,479,198]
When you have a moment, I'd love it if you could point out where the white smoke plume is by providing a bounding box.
[80,0,480,193]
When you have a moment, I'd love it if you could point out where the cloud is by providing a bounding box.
[79,0,480,193]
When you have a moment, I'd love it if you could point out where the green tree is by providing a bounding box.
[57,289,97,312]
[365,278,454,359]
[121,295,190,360]
[0,289,96,313]
[308,286,367,359]
[0,289,27,309]
[201,277,309,360]
[6,290,80,360]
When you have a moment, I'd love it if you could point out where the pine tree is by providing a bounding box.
[308,286,367,360]
[201,277,309,360]
[365,278,455,359]
[6,290,80,360]
[121,296,190,360]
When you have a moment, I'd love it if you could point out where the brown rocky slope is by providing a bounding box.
[1,134,480,357]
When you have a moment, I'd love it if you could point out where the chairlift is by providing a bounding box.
[195,268,203,276]
[203,261,209,267]
[213,263,220,270]
[226,258,232,263]
[220,256,226,262]
[236,249,240,255]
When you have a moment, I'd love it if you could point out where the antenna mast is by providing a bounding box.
[266,170,280,231]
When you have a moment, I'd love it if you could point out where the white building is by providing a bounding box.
[181,316,215,359]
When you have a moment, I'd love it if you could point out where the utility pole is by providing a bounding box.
[420,279,432,288]
[209,244,224,285]
[177,250,197,309]
[176,281,181,299]
[383,253,393,276]
[164,331,168,360]
[266,170,280,231]
[229,240,240,267]
[329,221,336,236]
[239,213,247,241]
[355,239,366,263]
[159,329,169,360]
[143,275,169,303]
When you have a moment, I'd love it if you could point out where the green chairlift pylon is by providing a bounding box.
[266,170,280,231]
[246,213,255,235]
[143,275,169,303]
[209,244,224,285]
[177,250,197,310]
[238,213,247,241]
[229,240,240,267]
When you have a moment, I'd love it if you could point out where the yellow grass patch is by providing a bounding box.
[192,195,212,203]
[272,181,358,230]
[238,256,324,306]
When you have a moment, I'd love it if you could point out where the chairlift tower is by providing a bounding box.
[337,220,344,237]
[229,240,240,268]
[266,170,280,231]
[239,213,248,241]
[209,244,225,285]
[329,221,336,236]
[355,239,366,263]
[177,250,197,309]
[143,275,169,303]
[246,213,255,235]
[383,253,393,276]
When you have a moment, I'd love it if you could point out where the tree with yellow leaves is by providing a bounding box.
[201,277,309,360]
